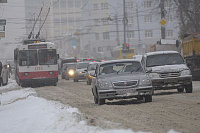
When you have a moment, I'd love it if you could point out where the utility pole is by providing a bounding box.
[161,0,165,39]
[115,14,120,46]
[123,0,127,48]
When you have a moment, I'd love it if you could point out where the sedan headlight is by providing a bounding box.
[181,70,191,76]
[99,81,112,89]
[139,78,152,86]
[148,73,159,78]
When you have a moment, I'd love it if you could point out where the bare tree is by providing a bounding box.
[174,0,200,36]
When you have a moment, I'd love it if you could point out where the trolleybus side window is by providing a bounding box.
[19,50,38,66]
[38,49,57,65]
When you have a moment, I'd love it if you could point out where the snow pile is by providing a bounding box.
[0,88,147,133]
[0,80,181,133]
[0,78,18,91]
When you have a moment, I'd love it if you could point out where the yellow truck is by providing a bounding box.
[182,33,200,80]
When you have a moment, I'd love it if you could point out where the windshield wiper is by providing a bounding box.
[131,67,141,73]
[117,65,125,74]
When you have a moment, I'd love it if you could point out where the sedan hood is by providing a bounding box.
[150,64,188,73]
[98,73,148,82]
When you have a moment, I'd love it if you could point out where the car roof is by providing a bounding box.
[145,51,179,56]
[99,59,140,65]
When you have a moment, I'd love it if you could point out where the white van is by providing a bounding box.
[143,51,193,93]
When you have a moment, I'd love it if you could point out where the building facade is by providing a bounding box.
[80,0,179,59]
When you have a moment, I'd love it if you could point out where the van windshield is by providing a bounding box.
[146,53,185,67]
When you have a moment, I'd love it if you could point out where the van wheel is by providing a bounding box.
[185,82,193,93]
[145,95,152,102]
[177,88,184,92]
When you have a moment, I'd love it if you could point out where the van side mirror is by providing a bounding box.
[57,54,59,59]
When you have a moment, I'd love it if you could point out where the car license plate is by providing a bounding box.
[164,78,178,83]
[118,89,136,95]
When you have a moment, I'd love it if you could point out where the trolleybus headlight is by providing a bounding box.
[49,71,53,75]
[24,72,29,76]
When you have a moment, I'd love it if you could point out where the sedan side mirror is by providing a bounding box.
[146,68,152,73]
[90,72,96,77]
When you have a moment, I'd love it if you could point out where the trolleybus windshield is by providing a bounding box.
[38,49,57,65]
[19,50,38,66]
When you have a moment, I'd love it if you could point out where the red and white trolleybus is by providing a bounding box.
[14,40,59,87]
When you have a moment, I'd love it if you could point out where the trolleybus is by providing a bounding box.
[14,40,59,87]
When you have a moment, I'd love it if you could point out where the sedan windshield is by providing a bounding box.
[38,49,57,65]
[99,61,143,75]
[19,50,38,66]
[146,53,184,67]
[77,62,89,69]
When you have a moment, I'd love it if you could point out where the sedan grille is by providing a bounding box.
[159,72,180,78]
[113,80,138,89]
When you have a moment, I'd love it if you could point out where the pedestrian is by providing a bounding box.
[1,65,9,86]
[0,62,2,86]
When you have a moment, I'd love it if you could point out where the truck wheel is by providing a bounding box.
[185,82,193,93]
[145,95,152,102]
[177,88,184,93]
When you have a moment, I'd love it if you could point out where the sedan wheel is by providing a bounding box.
[145,95,152,102]
[177,88,184,93]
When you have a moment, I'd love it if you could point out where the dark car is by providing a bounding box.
[92,59,153,105]
[73,62,89,82]
[86,62,98,85]
[60,58,77,75]
[65,63,77,80]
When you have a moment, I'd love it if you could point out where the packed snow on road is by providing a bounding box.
[0,79,179,133]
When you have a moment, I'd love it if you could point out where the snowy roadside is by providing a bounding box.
[0,79,179,133]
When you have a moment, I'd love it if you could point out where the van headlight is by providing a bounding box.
[181,70,191,76]
[99,81,112,89]
[149,73,159,78]
[139,78,151,86]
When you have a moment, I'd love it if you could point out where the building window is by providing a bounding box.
[93,4,98,10]
[102,18,109,25]
[125,2,133,9]
[144,15,152,23]
[93,47,96,52]
[94,19,99,25]
[127,16,134,24]
[75,0,81,8]
[101,3,108,10]
[98,47,102,52]
[68,1,74,8]
[144,0,152,8]
[103,32,110,40]
[127,31,134,38]
[166,30,173,37]
[166,15,173,22]
[106,46,111,51]
[95,33,99,40]
[145,30,153,38]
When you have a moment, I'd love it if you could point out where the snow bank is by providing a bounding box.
[0,78,18,91]
[0,80,181,133]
